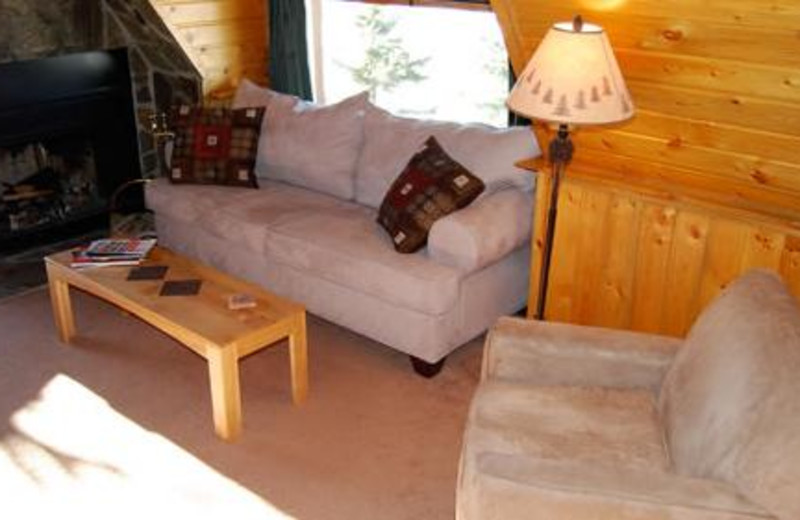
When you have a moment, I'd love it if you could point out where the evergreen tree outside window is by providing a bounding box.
[310,1,509,126]
[341,7,430,105]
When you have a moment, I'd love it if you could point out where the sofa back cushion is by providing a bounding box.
[354,104,539,209]
[255,91,369,200]
[659,269,800,519]
[231,78,282,110]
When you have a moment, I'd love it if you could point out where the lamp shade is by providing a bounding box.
[507,18,634,126]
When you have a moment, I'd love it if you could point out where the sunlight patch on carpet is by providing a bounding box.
[0,374,294,519]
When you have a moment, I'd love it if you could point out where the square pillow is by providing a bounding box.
[167,105,265,188]
[257,91,369,199]
[377,136,485,253]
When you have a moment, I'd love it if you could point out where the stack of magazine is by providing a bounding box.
[71,238,157,269]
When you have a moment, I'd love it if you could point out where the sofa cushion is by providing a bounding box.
[145,178,461,315]
[428,188,532,271]
[459,455,773,520]
[205,181,364,254]
[146,178,356,254]
[145,178,262,224]
[468,382,668,471]
[659,269,800,520]
[355,103,539,208]
[166,105,265,188]
[231,78,285,110]
[264,204,461,316]
[256,91,369,199]
[377,136,485,254]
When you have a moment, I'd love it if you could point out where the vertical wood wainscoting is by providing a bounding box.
[544,178,800,336]
[492,0,800,335]
[149,0,268,96]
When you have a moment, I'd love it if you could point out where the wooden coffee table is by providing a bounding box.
[44,246,308,441]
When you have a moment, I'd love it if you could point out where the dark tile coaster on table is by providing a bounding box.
[159,279,202,296]
[127,265,169,281]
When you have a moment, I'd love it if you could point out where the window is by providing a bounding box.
[307,0,510,127]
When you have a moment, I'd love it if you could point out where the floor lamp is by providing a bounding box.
[507,15,635,320]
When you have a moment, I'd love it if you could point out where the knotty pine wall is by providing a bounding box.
[544,178,800,336]
[149,0,268,97]
[491,0,800,335]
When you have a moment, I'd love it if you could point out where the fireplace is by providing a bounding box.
[0,48,141,252]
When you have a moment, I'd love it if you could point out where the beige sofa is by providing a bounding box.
[146,81,540,376]
[457,269,800,519]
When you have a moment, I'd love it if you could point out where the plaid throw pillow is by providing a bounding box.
[167,105,265,188]
[378,136,485,253]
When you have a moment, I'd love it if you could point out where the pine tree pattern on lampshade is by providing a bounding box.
[507,20,634,126]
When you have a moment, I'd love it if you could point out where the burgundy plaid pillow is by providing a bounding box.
[167,105,265,188]
[378,136,485,253]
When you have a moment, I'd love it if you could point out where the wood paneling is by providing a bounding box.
[539,178,800,336]
[149,0,268,97]
[495,0,800,334]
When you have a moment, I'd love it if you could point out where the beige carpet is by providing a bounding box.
[0,287,484,519]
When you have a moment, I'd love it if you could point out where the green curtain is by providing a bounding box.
[508,63,530,127]
[268,0,313,101]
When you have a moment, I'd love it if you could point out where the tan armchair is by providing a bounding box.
[456,270,800,520]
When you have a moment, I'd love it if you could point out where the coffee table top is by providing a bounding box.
[45,246,305,353]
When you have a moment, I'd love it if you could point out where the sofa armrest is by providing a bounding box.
[483,316,681,392]
[458,454,774,520]
[427,188,533,272]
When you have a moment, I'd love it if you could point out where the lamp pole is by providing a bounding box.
[535,123,574,320]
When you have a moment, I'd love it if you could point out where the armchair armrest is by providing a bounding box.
[458,454,774,520]
[483,317,681,392]
[427,188,533,271]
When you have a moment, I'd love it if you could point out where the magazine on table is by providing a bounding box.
[70,250,144,269]
[70,238,157,269]
[84,238,157,259]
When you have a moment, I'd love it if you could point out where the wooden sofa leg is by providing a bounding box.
[410,356,446,378]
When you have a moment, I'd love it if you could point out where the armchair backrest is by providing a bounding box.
[659,269,800,519]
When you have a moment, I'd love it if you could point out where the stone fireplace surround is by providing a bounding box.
[0,0,202,180]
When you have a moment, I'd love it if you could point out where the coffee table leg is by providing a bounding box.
[289,312,308,405]
[207,346,242,441]
[47,273,76,343]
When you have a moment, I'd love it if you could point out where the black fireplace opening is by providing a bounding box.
[0,48,142,253]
